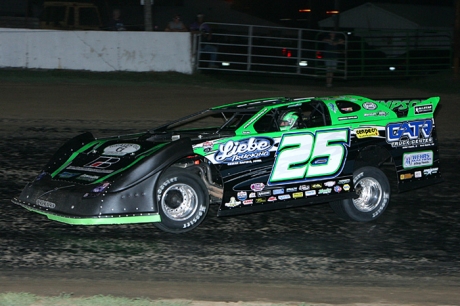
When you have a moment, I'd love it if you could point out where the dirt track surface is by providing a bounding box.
[1,81,459,305]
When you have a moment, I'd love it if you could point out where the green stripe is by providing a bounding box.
[93,142,168,184]
[51,140,106,178]
[24,206,161,225]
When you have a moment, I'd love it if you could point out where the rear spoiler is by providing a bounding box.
[372,97,440,117]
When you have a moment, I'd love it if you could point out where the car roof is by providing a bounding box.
[210,97,314,111]
[210,95,388,112]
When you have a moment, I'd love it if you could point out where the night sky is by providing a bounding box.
[105,0,456,29]
[231,0,455,28]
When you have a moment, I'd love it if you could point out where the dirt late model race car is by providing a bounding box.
[12,95,443,233]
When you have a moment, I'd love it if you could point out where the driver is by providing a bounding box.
[279,111,300,131]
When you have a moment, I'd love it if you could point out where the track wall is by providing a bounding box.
[0,28,193,74]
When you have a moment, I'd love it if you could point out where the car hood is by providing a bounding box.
[49,134,169,184]
[44,133,198,190]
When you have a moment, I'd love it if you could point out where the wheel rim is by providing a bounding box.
[161,183,198,221]
[352,177,382,212]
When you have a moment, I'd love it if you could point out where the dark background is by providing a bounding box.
[1,0,456,29]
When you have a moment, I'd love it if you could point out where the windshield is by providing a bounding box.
[150,109,260,134]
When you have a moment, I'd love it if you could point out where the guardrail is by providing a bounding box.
[193,22,453,79]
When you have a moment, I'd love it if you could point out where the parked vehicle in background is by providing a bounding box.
[40,1,102,30]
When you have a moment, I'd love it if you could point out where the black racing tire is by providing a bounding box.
[330,166,390,222]
[154,169,209,233]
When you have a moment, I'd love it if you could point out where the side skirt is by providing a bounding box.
[18,203,161,225]
[217,192,356,217]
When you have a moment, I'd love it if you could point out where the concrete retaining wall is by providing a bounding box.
[0,28,193,74]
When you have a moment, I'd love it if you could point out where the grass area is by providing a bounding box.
[0,68,459,94]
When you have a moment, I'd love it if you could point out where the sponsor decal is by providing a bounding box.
[249,192,257,198]
[340,107,353,112]
[278,194,291,200]
[86,156,120,169]
[355,127,379,139]
[305,190,316,196]
[423,167,438,175]
[363,112,377,117]
[227,160,254,166]
[90,182,110,194]
[243,199,253,205]
[225,197,241,208]
[363,102,377,110]
[343,184,351,191]
[103,143,141,156]
[214,137,273,164]
[324,181,336,187]
[386,120,433,148]
[312,158,328,165]
[327,103,337,113]
[237,191,247,201]
[338,115,358,121]
[268,196,277,202]
[338,179,350,184]
[318,188,332,194]
[66,166,114,174]
[293,192,303,198]
[286,187,298,192]
[202,141,214,153]
[258,190,271,197]
[376,99,422,111]
[414,171,422,178]
[414,105,433,115]
[251,183,265,192]
[334,185,342,193]
[255,198,266,204]
[403,151,433,169]
[400,173,414,180]
[36,199,56,208]
[299,185,310,191]
[58,172,80,179]
[312,184,322,189]
[273,188,285,195]
[77,174,100,181]
[363,111,387,117]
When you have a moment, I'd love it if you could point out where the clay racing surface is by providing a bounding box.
[0,80,459,305]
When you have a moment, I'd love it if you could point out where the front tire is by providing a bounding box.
[154,169,209,233]
[330,166,390,222]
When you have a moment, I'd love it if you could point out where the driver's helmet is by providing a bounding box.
[279,111,300,131]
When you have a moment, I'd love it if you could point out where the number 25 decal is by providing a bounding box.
[269,129,350,185]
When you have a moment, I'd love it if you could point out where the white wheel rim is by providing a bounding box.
[161,183,198,221]
[352,177,382,212]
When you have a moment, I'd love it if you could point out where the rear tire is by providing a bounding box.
[330,166,390,222]
[154,169,209,233]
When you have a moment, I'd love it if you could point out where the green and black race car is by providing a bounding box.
[12,95,443,233]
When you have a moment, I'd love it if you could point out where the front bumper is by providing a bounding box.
[11,175,161,226]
